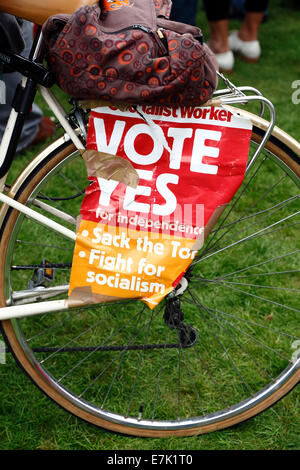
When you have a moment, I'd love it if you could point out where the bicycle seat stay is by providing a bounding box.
[0,0,96,25]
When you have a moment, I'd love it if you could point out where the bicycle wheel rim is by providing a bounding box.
[1,124,300,436]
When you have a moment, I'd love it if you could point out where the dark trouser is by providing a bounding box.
[0,20,42,152]
[170,0,199,25]
[203,0,269,22]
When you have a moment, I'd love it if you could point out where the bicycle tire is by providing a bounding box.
[0,115,299,437]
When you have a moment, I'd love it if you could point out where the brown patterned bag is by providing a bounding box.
[43,0,218,106]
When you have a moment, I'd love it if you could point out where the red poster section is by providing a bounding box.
[68,105,252,308]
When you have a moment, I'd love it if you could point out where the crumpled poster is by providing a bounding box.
[68,104,252,308]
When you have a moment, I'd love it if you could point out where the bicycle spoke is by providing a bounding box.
[207,175,289,251]
[179,347,205,416]
[125,308,156,418]
[203,195,299,257]
[195,212,300,264]
[99,306,163,410]
[15,240,73,251]
[202,304,273,380]
[191,276,300,293]
[206,307,291,363]
[200,153,267,256]
[209,188,293,238]
[57,170,83,193]
[192,278,300,314]
[78,305,158,401]
[167,313,206,417]
[26,309,81,342]
[211,250,300,281]
[210,280,300,292]
[223,270,300,280]
[182,299,300,342]
[187,289,253,396]
[177,346,181,420]
[55,306,146,380]
[186,292,291,369]
[41,307,118,364]
[25,302,134,343]
[151,329,170,420]
[191,345,229,407]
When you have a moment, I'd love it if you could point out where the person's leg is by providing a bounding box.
[203,0,231,51]
[228,1,269,62]
[203,0,234,72]
[238,12,264,41]
[238,1,269,41]
[207,19,229,54]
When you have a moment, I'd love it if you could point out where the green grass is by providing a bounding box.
[0,0,300,451]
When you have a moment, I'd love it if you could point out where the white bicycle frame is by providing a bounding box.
[0,73,279,322]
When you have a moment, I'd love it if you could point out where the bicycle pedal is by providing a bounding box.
[27,260,55,289]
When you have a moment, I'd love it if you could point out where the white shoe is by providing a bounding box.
[228,30,261,62]
[214,50,234,73]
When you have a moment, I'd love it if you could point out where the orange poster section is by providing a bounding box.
[68,219,199,308]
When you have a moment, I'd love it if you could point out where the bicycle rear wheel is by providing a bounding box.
[0,116,299,437]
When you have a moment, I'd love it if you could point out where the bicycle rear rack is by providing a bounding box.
[213,72,276,173]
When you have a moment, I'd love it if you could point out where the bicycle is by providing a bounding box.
[0,0,299,438]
